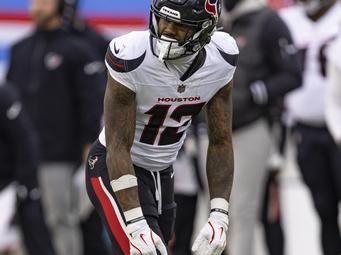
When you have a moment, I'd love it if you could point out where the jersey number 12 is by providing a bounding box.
[140,102,205,145]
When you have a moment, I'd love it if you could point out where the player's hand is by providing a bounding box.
[192,211,229,255]
[126,219,168,255]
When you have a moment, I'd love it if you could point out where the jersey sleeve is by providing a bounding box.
[105,42,135,92]
[211,31,239,85]
[105,32,147,92]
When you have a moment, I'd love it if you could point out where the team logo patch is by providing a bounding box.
[177,84,186,93]
[45,52,63,70]
[205,0,218,17]
[6,101,22,120]
[88,156,98,170]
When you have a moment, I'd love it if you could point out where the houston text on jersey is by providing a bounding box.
[157,96,201,103]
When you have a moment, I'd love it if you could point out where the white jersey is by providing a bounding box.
[280,3,341,126]
[327,35,341,69]
[326,35,341,143]
[99,30,238,171]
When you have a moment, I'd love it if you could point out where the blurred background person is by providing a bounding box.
[220,0,302,254]
[0,184,17,255]
[280,0,341,254]
[326,30,341,147]
[259,120,287,255]
[58,0,109,59]
[57,0,111,252]
[5,0,108,254]
[0,83,56,255]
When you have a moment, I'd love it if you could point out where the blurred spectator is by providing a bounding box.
[6,0,107,255]
[326,32,341,146]
[59,0,111,253]
[0,83,56,255]
[220,0,302,254]
[59,0,109,58]
[0,184,17,255]
[280,0,341,254]
[260,122,286,255]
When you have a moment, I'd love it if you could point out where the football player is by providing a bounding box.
[85,0,238,254]
[280,0,341,254]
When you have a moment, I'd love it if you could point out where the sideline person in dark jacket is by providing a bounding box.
[0,83,56,255]
[59,0,109,59]
[6,0,107,254]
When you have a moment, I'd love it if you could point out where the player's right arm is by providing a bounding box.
[104,73,139,211]
[104,73,167,255]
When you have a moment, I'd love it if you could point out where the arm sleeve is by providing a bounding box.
[70,41,106,146]
[0,86,39,189]
[260,13,302,100]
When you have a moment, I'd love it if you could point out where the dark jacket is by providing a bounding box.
[0,84,39,190]
[72,20,110,59]
[7,28,105,163]
[221,7,302,130]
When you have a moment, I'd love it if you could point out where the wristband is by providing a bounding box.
[211,198,229,212]
[211,208,229,216]
[110,174,137,192]
[124,207,144,224]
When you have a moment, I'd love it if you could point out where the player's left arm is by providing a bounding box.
[192,82,233,255]
[206,82,234,201]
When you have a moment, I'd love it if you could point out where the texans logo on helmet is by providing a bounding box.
[205,0,218,16]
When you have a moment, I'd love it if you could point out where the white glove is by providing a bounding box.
[126,219,168,255]
[192,211,229,255]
